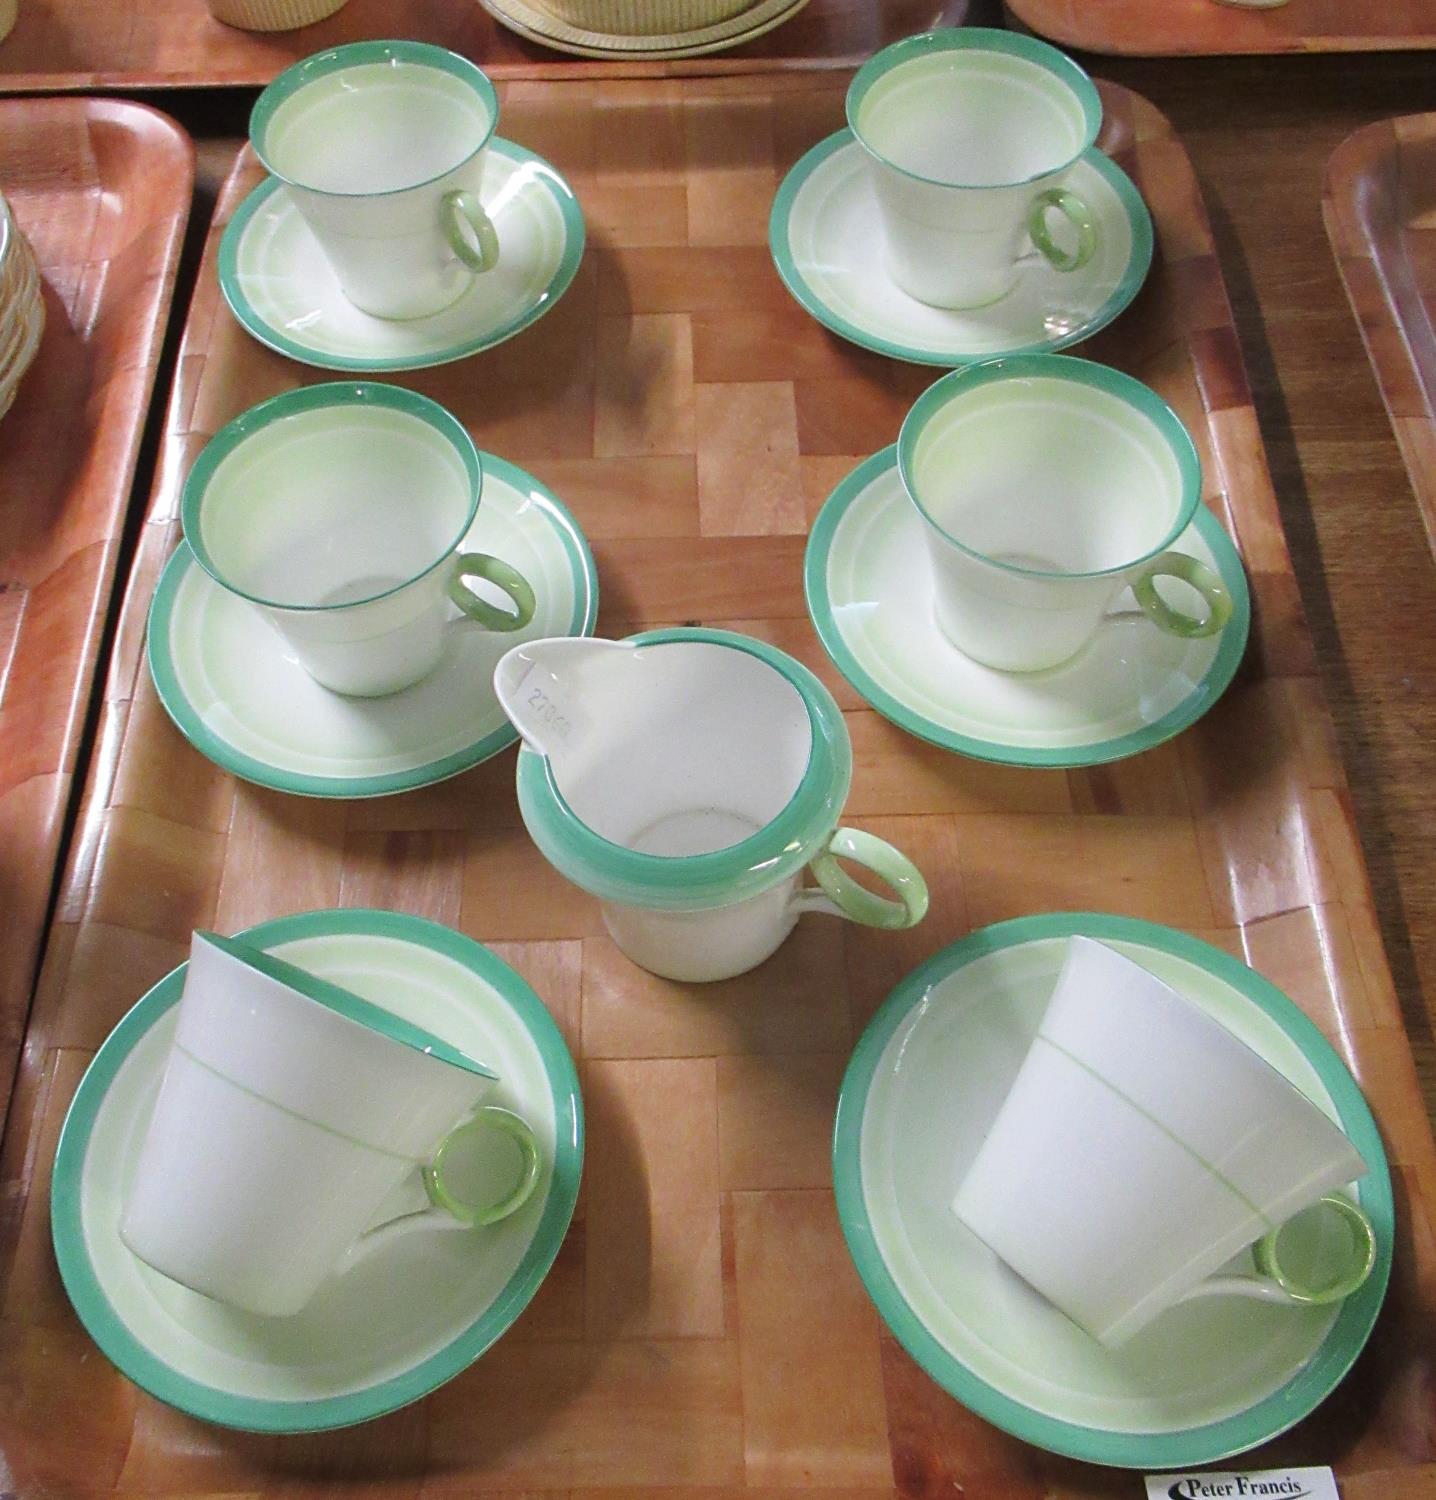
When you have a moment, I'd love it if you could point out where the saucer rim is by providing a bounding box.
[475,0,810,57]
[217,137,586,374]
[831,911,1393,1469]
[145,452,599,799]
[803,445,1251,768]
[769,130,1155,367]
[49,907,585,1434]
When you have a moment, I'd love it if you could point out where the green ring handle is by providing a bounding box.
[1131,550,1233,639]
[809,826,929,931]
[447,551,537,634]
[1254,1193,1377,1305]
[443,189,500,274]
[423,1105,542,1227]
[1028,187,1097,274]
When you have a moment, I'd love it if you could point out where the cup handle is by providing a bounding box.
[443,189,500,273]
[447,552,537,633]
[1028,187,1097,273]
[337,1106,544,1273]
[1174,1194,1377,1309]
[792,826,929,930]
[1131,550,1233,639]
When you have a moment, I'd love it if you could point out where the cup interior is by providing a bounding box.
[906,372,1189,576]
[853,44,1091,187]
[552,642,814,858]
[259,58,494,196]
[191,401,476,610]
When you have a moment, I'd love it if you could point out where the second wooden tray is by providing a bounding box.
[1326,113,1436,558]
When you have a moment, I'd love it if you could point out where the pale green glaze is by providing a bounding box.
[424,1105,542,1226]
[218,140,585,374]
[832,913,1392,1468]
[447,552,537,633]
[810,826,929,929]
[147,452,598,798]
[51,909,583,1433]
[1134,551,1234,638]
[1029,186,1097,271]
[444,189,500,272]
[1254,1194,1378,1305]
[515,628,853,912]
[803,446,1251,767]
[768,131,1153,367]
[197,930,496,1080]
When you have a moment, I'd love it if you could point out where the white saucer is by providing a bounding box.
[770,131,1153,366]
[218,139,585,373]
[51,909,584,1433]
[146,454,598,798]
[833,913,1391,1468]
[804,447,1250,767]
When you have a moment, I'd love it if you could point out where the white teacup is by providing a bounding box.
[180,382,535,698]
[847,28,1104,310]
[498,629,929,982]
[897,353,1234,673]
[120,930,542,1319]
[251,40,501,320]
[952,936,1377,1348]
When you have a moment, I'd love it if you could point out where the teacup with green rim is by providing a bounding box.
[897,353,1234,674]
[252,41,502,321]
[497,628,930,982]
[121,930,543,1319]
[181,382,536,699]
[848,28,1104,310]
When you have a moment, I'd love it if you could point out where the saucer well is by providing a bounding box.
[770,132,1153,366]
[218,139,585,373]
[804,447,1250,768]
[51,908,584,1433]
[147,454,598,798]
[833,912,1391,1469]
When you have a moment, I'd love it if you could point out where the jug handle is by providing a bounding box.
[791,827,928,930]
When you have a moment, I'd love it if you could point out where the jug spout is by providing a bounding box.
[493,636,633,765]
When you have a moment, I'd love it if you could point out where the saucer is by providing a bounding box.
[147,454,598,798]
[51,908,584,1433]
[770,132,1153,366]
[218,139,585,372]
[833,912,1391,1469]
[804,448,1250,767]
[476,0,808,58]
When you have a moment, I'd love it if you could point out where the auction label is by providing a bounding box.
[1144,1468,1338,1500]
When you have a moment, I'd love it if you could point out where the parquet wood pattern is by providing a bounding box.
[2,76,1432,1495]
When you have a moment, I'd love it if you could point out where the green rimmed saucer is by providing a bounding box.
[219,139,584,372]
[804,447,1249,767]
[51,908,584,1434]
[147,454,598,798]
[833,912,1391,1469]
[769,131,1152,366]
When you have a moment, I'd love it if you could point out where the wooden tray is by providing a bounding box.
[1326,114,1436,561]
[1004,0,1436,55]
[0,0,959,91]
[3,74,1434,1494]
[0,99,192,1139]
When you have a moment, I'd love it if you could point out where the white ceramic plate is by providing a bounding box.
[770,131,1153,366]
[147,454,598,798]
[833,913,1392,1468]
[219,139,584,373]
[804,446,1250,767]
[51,909,584,1433]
